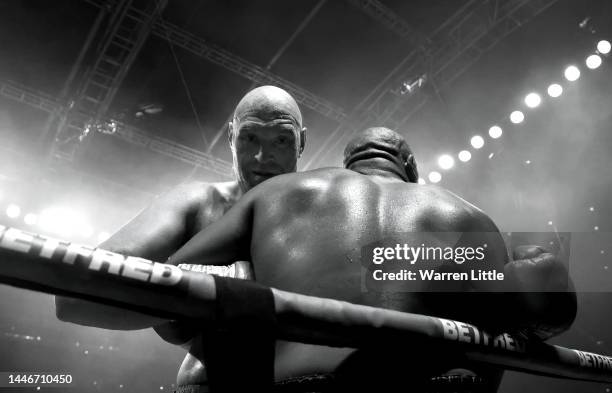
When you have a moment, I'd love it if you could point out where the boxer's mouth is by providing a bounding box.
[252,170,279,178]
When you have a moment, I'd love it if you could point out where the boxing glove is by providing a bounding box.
[503,245,577,340]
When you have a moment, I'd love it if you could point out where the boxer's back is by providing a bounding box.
[246,168,507,384]
[250,167,496,308]
[168,165,509,386]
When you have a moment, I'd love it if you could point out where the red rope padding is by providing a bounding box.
[0,225,610,383]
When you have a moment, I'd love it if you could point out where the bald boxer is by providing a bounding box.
[54,86,306,391]
[169,127,576,392]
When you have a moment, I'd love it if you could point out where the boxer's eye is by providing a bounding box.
[240,133,258,143]
[276,136,290,146]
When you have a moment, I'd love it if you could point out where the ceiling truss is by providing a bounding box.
[4,0,561,185]
[1,80,233,177]
[304,0,560,169]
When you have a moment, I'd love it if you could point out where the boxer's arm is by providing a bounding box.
[168,192,255,266]
[99,182,210,261]
[55,182,209,330]
[158,198,256,345]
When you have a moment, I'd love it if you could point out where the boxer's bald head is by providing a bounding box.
[229,86,306,192]
[343,127,418,183]
[233,85,303,128]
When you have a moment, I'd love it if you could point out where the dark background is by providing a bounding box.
[0,0,611,391]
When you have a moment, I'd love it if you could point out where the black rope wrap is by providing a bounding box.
[202,276,277,392]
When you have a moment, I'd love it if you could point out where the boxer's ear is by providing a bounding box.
[405,154,418,183]
[408,154,416,169]
[228,121,235,148]
[298,127,306,157]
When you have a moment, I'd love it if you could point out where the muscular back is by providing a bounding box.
[248,169,507,308]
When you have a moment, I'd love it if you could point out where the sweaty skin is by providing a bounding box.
[169,128,576,390]
[54,86,306,388]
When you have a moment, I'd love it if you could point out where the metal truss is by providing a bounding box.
[0,80,60,113]
[371,0,560,130]
[304,0,560,169]
[48,0,167,162]
[86,0,348,123]
[115,124,233,176]
[345,0,431,50]
[1,80,233,177]
[151,18,348,122]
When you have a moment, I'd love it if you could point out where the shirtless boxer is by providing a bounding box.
[54,85,306,389]
[168,127,577,392]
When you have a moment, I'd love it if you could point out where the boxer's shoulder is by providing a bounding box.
[173,181,243,232]
[265,167,351,186]
[157,181,241,211]
[136,181,240,238]
[247,168,347,196]
[411,185,495,232]
[254,168,361,205]
[209,181,242,202]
